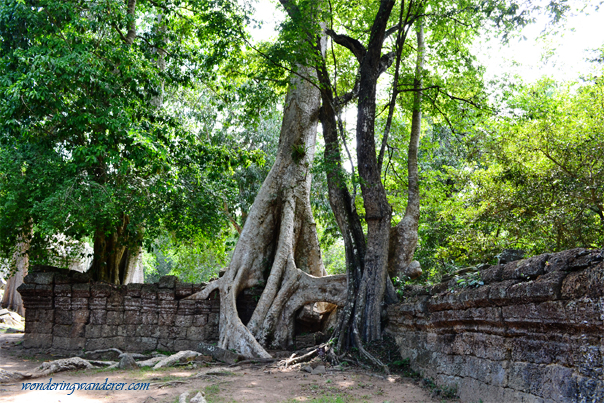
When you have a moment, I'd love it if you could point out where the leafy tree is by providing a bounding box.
[0,0,253,283]
[438,76,604,264]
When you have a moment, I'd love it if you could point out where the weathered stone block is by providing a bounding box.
[106,310,123,325]
[55,310,73,325]
[85,325,102,339]
[158,311,176,326]
[54,284,72,297]
[175,314,192,327]
[54,296,71,310]
[561,262,604,300]
[72,283,90,298]
[25,321,53,334]
[140,311,158,325]
[541,364,576,401]
[507,362,545,395]
[177,299,196,315]
[516,254,550,280]
[53,273,72,284]
[89,309,106,325]
[124,296,141,310]
[124,310,142,325]
[36,309,55,323]
[158,275,178,289]
[141,284,158,299]
[53,324,72,338]
[91,283,112,298]
[16,283,36,299]
[158,325,188,340]
[136,324,160,338]
[107,288,125,309]
[89,297,107,310]
[193,314,208,327]
[186,326,207,341]
[157,339,175,352]
[123,325,137,337]
[126,283,142,298]
[173,339,196,351]
[574,375,603,403]
[73,309,90,324]
[480,265,503,284]
[85,338,111,351]
[24,272,55,285]
[71,297,89,310]
[35,284,54,297]
[140,337,158,351]
[23,333,53,349]
[175,283,193,299]
[101,325,117,338]
[505,271,565,304]
[511,337,571,365]
[565,298,602,325]
[158,289,175,300]
[71,272,91,283]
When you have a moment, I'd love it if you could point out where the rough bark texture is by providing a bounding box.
[352,0,396,343]
[388,21,424,280]
[1,240,29,316]
[186,68,346,357]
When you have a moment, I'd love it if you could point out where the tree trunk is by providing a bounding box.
[88,214,143,284]
[1,238,29,317]
[351,0,396,343]
[388,19,425,280]
[186,67,347,357]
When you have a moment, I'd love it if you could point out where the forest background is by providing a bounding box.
[0,0,602,289]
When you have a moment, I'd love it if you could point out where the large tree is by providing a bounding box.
[186,0,571,361]
[0,0,251,283]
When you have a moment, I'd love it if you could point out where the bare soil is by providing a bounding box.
[0,333,438,403]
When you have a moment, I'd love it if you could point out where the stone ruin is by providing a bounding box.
[17,248,604,402]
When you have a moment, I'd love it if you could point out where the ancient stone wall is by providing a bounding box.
[16,267,250,353]
[387,248,604,403]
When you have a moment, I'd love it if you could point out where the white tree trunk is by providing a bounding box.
[1,240,29,317]
[123,246,145,284]
[187,67,346,357]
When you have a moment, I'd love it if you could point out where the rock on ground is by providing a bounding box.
[196,342,242,365]
[118,354,139,370]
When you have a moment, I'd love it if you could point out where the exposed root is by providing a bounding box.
[186,277,222,300]
[83,348,124,357]
[281,348,319,367]
[353,326,390,375]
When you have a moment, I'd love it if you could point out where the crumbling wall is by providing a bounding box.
[387,248,604,403]
[17,267,257,353]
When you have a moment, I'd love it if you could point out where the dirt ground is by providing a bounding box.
[0,333,438,403]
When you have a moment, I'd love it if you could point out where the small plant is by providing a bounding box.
[454,271,483,288]
[291,143,306,163]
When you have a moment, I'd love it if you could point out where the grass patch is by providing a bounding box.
[283,397,359,403]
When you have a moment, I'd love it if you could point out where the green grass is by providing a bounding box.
[282,397,359,403]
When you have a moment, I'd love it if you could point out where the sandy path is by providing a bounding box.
[0,333,437,403]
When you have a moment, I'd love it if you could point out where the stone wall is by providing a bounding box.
[387,248,604,403]
[17,267,258,353]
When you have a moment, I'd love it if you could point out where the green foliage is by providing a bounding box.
[439,76,604,265]
[291,143,306,163]
[0,0,271,270]
[454,271,484,289]
[144,231,234,283]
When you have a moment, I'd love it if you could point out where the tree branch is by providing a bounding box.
[325,29,367,62]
